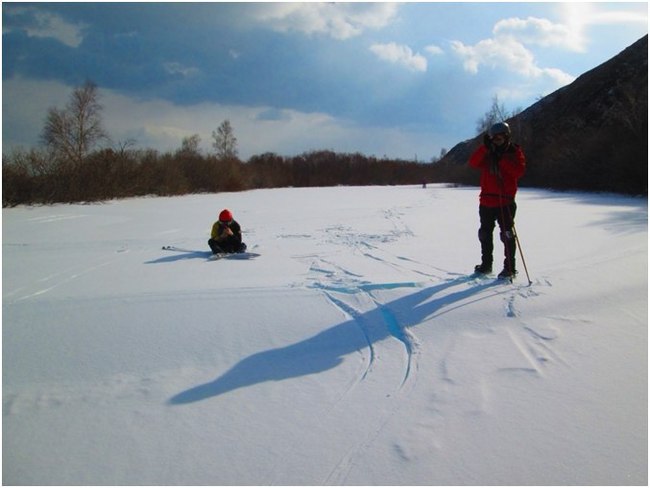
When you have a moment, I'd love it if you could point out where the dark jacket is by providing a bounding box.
[210,220,243,251]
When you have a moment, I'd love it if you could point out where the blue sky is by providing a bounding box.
[3,2,648,160]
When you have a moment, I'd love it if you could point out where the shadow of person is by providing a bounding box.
[168,318,363,405]
[146,250,212,264]
[168,277,502,405]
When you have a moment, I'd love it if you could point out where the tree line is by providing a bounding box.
[3,145,439,206]
[2,81,441,207]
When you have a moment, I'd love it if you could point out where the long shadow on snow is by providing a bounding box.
[168,277,502,405]
[146,250,211,264]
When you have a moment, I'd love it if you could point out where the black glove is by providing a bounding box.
[483,133,492,150]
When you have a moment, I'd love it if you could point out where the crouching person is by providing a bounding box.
[208,209,247,254]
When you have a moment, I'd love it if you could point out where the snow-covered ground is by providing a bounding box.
[3,185,647,485]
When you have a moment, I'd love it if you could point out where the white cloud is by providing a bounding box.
[450,14,580,89]
[425,44,444,56]
[251,3,399,40]
[5,7,86,48]
[370,43,428,72]
[446,9,642,87]
[451,36,575,86]
[586,9,649,26]
[493,16,584,52]
[560,3,648,28]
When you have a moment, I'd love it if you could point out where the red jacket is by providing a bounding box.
[469,143,525,207]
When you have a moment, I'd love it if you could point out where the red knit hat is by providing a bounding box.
[219,209,233,222]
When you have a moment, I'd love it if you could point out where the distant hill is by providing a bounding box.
[436,35,648,195]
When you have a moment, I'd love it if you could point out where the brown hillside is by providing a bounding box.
[437,35,648,195]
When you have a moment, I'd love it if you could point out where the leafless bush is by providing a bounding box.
[42,81,108,166]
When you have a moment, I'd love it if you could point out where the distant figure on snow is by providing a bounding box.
[468,122,525,279]
[208,209,247,254]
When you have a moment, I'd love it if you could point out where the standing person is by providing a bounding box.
[469,122,526,279]
[208,209,247,254]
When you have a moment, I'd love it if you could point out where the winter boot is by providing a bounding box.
[497,267,518,280]
[474,262,492,275]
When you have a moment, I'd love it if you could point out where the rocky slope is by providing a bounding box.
[438,35,648,194]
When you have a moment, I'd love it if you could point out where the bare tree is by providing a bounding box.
[180,134,201,155]
[41,81,108,165]
[113,138,137,158]
[475,95,509,135]
[212,120,238,159]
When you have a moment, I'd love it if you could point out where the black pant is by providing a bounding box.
[478,203,517,271]
[208,238,247,254]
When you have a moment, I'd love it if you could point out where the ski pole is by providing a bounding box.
[497,173,531,285]
[502,198,533,286]
[512,223,532,286]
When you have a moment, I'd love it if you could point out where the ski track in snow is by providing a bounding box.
[4,257,122,303]
[319,276,557,484]
[293,210,433,484]
[289,206,559,484]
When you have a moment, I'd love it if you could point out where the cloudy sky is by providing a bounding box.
[3,2,648,160]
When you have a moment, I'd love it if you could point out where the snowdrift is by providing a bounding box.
[3,185,647,485]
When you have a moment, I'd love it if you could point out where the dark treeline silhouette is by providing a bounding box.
[2,147,434,206]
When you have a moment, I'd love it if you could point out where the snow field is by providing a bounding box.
[3,185,647,485]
